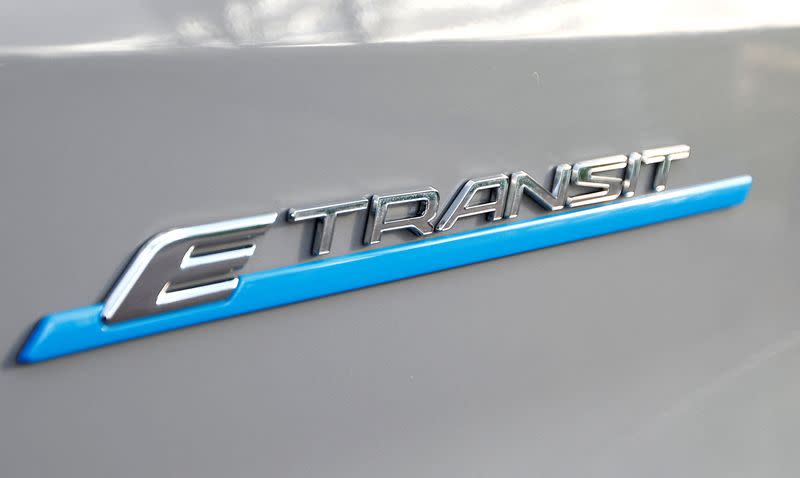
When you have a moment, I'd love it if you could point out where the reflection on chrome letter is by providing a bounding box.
[102,214,275,323]
[505,165,572,218]
[436,174,509,231]
[364,188,440,245]
[567,155,628,207]
[288,199,369,256]
[642,145,691,192]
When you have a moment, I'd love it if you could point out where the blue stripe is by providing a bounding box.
[18,175,752,363]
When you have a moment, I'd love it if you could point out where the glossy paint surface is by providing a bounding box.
[19,176,751,363]
[1,6,799,478]
[1,0,800,54]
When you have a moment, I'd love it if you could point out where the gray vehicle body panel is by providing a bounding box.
[1,2,799,477]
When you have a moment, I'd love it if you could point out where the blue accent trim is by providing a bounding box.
[18,176,752,363]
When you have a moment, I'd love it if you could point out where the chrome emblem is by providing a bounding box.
[20,144,752,362]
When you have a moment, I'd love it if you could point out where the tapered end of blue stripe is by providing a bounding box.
[17,322,48,364]
[17,305,104,364]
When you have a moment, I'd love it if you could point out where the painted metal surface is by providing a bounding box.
[1,4,799,478]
